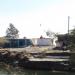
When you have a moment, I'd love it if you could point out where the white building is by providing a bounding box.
[31,36,58,48]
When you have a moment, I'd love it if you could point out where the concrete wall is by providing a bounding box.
[56,41,64,47]
[37,38,53,46]
[31,38,53,46]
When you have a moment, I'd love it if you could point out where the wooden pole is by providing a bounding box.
[68,16,70,35]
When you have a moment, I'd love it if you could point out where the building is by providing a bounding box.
[4,39,33,48]
[31,36,58,48]
[54,34,68,50]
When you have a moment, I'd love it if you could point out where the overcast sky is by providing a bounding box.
[0,0,75,38]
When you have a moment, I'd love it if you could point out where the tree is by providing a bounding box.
[46,30,56,38]
[67,28,75,51]
[46,30,58,46]
[6,23,19,39]
[67,28,75,67]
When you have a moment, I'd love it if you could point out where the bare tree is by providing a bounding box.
[46,30,58,46]
[6,23,19,39]
[46,30,56,38]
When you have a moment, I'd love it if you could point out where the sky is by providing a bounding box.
[0,0,75,38]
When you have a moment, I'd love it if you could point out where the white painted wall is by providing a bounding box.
[56,41,63,47]
[37,38,53,46]
[31,38,37,45]
[31,38,56,46]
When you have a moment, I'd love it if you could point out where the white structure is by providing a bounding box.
[31,29,58,47]
[37,38,53,46]
[31,37,58,47]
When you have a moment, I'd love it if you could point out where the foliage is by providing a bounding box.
[67,28,75,64]
[0,37,8,47]
[68,28,75,51]
[6,23,19,39]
